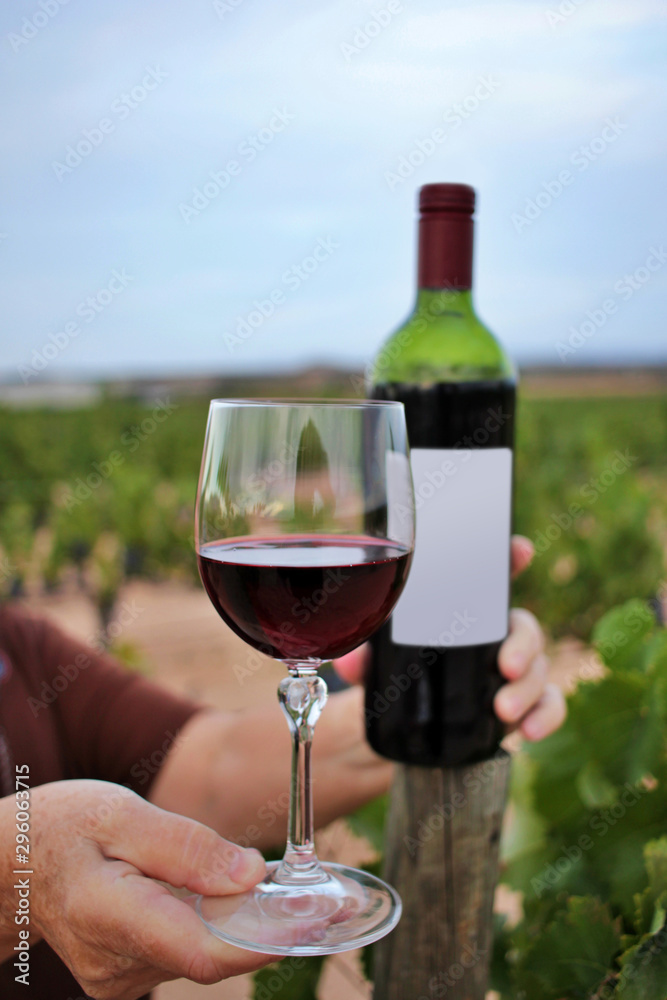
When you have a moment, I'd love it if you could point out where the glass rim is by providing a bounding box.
[208,397,405,409]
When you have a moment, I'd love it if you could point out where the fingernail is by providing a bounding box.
[228,848,265,885]
[498,693,519,721]
[522,717,542,741]
[504,651,525,673]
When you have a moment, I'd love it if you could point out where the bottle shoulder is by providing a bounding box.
[370,303,515,386]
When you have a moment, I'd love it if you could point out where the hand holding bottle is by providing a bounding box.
[367,182,521,766]
[338,536,565,743]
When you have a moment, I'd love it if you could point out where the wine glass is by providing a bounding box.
[194,399,415,955]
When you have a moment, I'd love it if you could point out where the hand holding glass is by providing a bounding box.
[194,399,415,955]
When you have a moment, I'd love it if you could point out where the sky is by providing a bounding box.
[1,0,666,382]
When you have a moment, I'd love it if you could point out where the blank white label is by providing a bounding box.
[391,448,512,647]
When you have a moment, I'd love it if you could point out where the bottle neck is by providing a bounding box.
[414,287,475,318]
[418,212,473,291]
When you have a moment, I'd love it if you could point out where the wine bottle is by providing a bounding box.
[366,182,516,767]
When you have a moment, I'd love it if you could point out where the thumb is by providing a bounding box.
[102,795,266,896]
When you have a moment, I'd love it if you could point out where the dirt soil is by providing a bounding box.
[29,579,587,1000]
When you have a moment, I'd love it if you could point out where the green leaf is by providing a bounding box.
[633,887,657,937]
[252,956,326,1000]
[650,902,667,935]
[502,842,556,898]
[346,794,387,854]
[569,674,664,786]
[645,837,667,903]
[576,760,619,809]
[616,917,667,1000]
[593,600,656,672]
[645,632,667,677]
[516,897,622,999]
[360,943,373,983]
[583,785,667,921]
[653,670,667,722]
[489,913,514,998]
[529,720,590,829]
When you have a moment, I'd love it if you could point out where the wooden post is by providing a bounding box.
[373,752,511,999]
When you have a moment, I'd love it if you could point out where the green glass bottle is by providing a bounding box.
[367,183,517,766]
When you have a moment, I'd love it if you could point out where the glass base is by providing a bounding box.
[195,860,402,956]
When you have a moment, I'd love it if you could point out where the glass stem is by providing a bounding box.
[275,666,328,885]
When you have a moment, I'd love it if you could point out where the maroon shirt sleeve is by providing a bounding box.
[0,604,203,797]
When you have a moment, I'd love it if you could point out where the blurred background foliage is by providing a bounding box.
[512,392,667,638]
[0,377,665,644]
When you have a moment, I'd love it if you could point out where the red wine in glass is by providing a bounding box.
[197,535,412,662]
[193,398,415,956]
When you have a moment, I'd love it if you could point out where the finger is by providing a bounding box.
[102,795,266,896]
[519,684,567,742]
[108,871,275,984]
[511,535,534,578]
[334,541,534,686]
[334,541,533,687]
[498,608,545,681]
[494,653,548,725]
[333,643,369,686]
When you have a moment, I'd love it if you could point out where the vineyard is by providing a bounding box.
[1,374,667,999]
[0,376,665,643]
